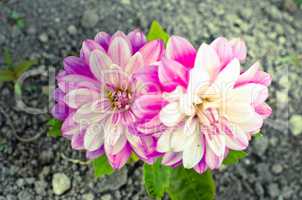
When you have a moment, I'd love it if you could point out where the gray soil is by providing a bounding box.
[0,0,302,199]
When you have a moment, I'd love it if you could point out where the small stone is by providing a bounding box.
[255,183,264,196]
[81,10,99,28]
[35,180,47,194]
[16,178,25,187]
[253,136,269,156]
[268,183,280,198]
[39,33,48,43]
[27,26,37,35]
[289,115,302,136]
[121,0,131,5]
[52,173,71,195]
[17,191,32,200]
[101,194,112,200]
[39,150,54,164]
[0,34,5,45]
[272,164,283,174]
[83,193,94,200]
[67,25,77,35]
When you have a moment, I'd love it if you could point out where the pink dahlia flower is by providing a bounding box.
[155,36,272,173]
[52,30,166,169]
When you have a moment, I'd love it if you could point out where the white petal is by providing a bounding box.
[213,58,240,90]
[84,123,104,151]
[159,102,185,127]
[182,133,204,168]
[205,133,226,157]
[170,127,188,152]
[104,123,127,155]
[64,88,99,109]
[156,130,173,153]
[89,49,112,81]
[224,124,248,150]
[183,116,199,136]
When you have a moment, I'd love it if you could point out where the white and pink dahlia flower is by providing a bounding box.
[52,30,166,169]
[155,36,272,173]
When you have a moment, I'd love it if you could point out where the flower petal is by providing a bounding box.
[157,130,173,153]
[63,56,93,77]
[132,94,165,121]
[193,43,221,82]
[159,102,184,127]
[64,88,99,109]
[205,143,223,169]
[84,123,104,151]
[127,29,146,52]
[107,143,131,169]
[86,146,105,160]
[210,37,233,69]
[166,36,196,68]
[71,131,85,150]
[104,123,127,155]
[162,152,182,167]
[139,40,164,66]
[58,74,100,93]
[182,133,204,168]
[229,38,247,62]
[94,32,110,51]
[73,100,110,124]
[213,58,240,90]
[108,36,132,67]
[124,52,144,75]
[89,49,113,81]
[80,39,105,64]
[158,58,189,92]
[204,131,226,157]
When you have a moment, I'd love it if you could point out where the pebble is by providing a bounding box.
[39,33,49,43]
[255,183,264,196]
[101,194,112,200]
[272,164,283,174]
[67,25,77,35]
[52,173,71,195]
[39,150,54,164]
[34,180,47,194]
[289,115,302,136]
[268,183,280,198]
[83,193,94,200]
[81,10,99,28]
[17,191,32,200]
[253,136,269,156]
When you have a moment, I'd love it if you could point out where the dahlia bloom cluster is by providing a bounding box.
[52,29,271,173]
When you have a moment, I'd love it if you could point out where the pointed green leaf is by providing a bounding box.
[0,69,16,81]
[47,118,62,138]
[143,159,171,199]
[3,48,13,66]
[15,59,37,78]
[147,20,169,44]
[253,132,263,140]
[223,150,247,165]
[167,169,215,200]
[92,156,114,178]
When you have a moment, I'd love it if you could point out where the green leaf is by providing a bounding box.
[223,150,247,165]
[3,49,13,67]
[15,59,37,78]
[143,159,171,199]
[128,152,139,163]
[144,160,216,200]
[253,132,263,140]
[92,156,114,178]
[0,69,16,81]
[147,20,169,45]
[47,118,62,138]
[167,169,215,200]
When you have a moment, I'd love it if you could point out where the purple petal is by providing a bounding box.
[127,29,147,52]
[94,32,111,51]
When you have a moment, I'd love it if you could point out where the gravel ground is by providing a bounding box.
[0,0,302,199]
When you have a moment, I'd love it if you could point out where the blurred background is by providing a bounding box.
[0,0,301,199]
